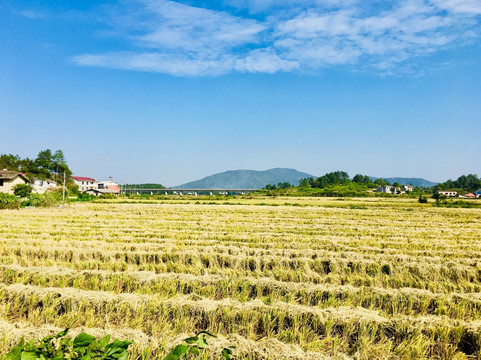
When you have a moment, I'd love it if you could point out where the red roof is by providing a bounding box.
[107,185,120,192]
[72,176,96,182]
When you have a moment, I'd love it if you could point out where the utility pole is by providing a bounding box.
[62,172,66,202]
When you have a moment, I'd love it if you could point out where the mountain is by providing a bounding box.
[176,168,315,189]
[371,177,438,187]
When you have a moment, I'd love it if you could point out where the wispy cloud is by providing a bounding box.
[18,9,47,19]
[433,0,481,14]
[72,0,481,76]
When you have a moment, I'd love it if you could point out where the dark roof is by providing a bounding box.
[85,188,115,194]
[0,170,29,183]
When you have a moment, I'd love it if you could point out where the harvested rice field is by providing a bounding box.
[0,197,481,359]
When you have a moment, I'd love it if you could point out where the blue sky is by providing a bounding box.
[1,0,480,186]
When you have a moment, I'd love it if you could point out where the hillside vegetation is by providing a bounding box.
[176,168,314,189]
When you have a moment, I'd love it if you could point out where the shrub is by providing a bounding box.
[5,330,236,360]
[164,331,235,360]
[23,192,58,207]
[5,329,132,360]
[13,184,32,198]
[78,192,96,201]
[0,193,21,209]
[418,195,428,204]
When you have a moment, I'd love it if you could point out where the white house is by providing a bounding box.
[438,190,458,197]
[32,179,57,194]
[376,184,413,194]
[72,176,97,192]
[377,185,401,194]
[98,180,120,195]
[0,170,30,195]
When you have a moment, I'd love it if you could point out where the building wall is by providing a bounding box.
[376,185,405,194]
[74,180,98,192]
[439,191,458,197]
[0,176,28,195]
[32,180,57,194]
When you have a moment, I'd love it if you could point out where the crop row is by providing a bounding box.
[1,247,481,293]
[1,265,481,321]
[3,237,481,263]
[1,283,480,359]
[1,199,480,359]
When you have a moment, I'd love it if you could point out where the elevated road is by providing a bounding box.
[121,188,258,195]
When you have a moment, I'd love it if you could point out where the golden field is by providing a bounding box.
[0,197,480,359]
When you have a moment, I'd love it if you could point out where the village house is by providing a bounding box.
[72,176,98,192]
[376,185,413,194]
[403,185,414,192]
[377,185,398,193]
[85,188,117,197]
[98,180,120,195]
[438,190,458,197]
[31,178,57,194]
[0,170,30,195]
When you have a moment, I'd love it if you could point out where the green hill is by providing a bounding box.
[176,168,314,189]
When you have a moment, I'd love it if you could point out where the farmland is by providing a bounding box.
[0,197,480,359]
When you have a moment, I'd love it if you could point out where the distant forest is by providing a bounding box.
[434,174,481,193]
[266,171,390,190]
[265,171,481,196]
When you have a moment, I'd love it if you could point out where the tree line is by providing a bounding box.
[263,171,481,197]
[298,171,393,189]
[433,174,481,193]
[0,149,72,183]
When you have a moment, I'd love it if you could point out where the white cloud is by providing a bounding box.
[73,49,298,76]
[234,48,299,73]
[72,0,481,76]
[273,0,478,70]
[135,0,266,53]
[73,52,231,76]
[432,0,481,14]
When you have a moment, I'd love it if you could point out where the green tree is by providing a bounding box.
[433,174,481,193]
[278,182,292,189]
[35,149,52,170]
[352,174,371,184]
[1,149,73,183]
[0,154,21,170]
[418,195,428,203]
[299,178,310,187]
[312,171,350,188]
[432,190,447,205]
[13,184,32,198]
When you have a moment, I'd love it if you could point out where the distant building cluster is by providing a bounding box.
[376,185,413,194]
[438,190,481,198]
[375,185,481,198]
[72,176,120,196]
[0,170,120,197]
